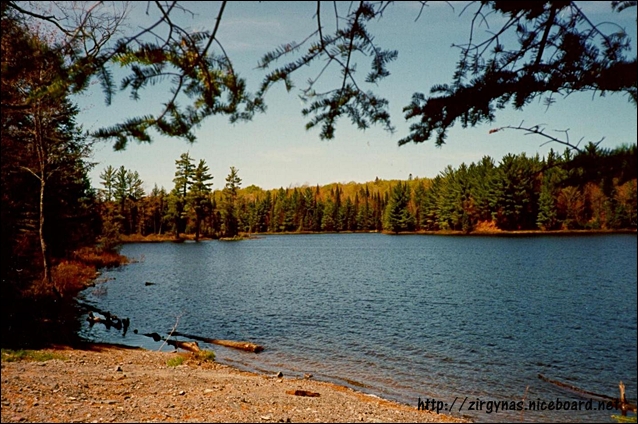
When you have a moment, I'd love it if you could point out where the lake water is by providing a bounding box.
[78,233,637,422]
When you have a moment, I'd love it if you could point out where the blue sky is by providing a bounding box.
[73,1,638,192]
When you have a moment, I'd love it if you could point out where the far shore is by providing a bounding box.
[118,228,637,243]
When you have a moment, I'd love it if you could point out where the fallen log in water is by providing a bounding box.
[172,331,264,353]
[538,374,637,415]
[212,339,264,353]
[140,332,200,352]
[166,339,200,353]
[86,310,130,334]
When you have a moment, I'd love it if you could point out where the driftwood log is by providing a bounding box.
[538,374,637,415]
[86,311,130,334]
[286,390,320,397]
[141,332,200,352]
[166,339,200,353]
[618,381,637,416]
[172,331,264,353]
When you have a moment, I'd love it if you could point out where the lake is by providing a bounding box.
[78,233,637,422]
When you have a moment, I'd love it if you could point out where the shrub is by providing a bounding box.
[73,247,128,268]
[166,355,185,367]
[52,260,96,294]
[194,349,215,362]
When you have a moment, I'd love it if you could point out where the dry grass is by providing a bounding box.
[119,233,207,243]
[51,260,96,293]
[73,247,128,268]
[43,247,130,296]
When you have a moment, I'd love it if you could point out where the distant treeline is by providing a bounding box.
[98,144,637,240]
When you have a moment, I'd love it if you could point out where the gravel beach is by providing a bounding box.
[1,343,468,423]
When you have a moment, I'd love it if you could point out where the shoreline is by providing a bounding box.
[1,342,468,423]
[253,229,638,236]
[118,228,637,243]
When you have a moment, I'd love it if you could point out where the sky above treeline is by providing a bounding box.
[71,1,638,192]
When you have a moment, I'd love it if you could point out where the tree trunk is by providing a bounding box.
[195,214,201,242]
[39,177,51,288]
[34,101,54,296]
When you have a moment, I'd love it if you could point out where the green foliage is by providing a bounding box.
[489,154,541,231]
[2,11,100,296]
[95,145,636,239]
[4,2,635,148]
[222,166,242,237]
[168,153,196,237]
[611,414,637,423]
[99,165,116,202]
[166,355,185,367]
[194,349,216,362]
[398,2,637,146]
[188,159,214,241]
[105,166,146,235]
[258,2,397,140]
[383,182,414,233]
[173,153,196,199]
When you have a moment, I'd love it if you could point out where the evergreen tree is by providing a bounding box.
[1,12,97,295]
[222,166,242,237]
[257,191,272,233]
[490,154,540,230]
[321,200,336,232]
[434,165,467,231]
[149,184,168,235]
[302,187,315,231]
[188,159,213,241]
[536,151,564,230]
[333,185,344,231]
[170,153,195,237]
[99,165,116,202]
[312,193,324,232]
[468,156,498,224]
[537,181,559,230]
[412,181,427,231]
[421,176,442,231]
[383,182,414,234]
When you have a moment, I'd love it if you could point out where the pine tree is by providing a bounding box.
[99,165,116,202]
[170,152,195,237]
[383,182,414,234]
[1,13,97,295]
[321,200,336,232]
[188,159,213,241]
[412,181,426,231]
[222,166,242,237]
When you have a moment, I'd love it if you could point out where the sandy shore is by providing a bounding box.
[1,343,468,423]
